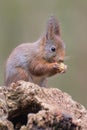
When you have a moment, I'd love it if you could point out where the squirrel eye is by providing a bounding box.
[51,46,56,52]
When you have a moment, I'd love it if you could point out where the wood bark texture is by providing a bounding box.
[0,80,87,130]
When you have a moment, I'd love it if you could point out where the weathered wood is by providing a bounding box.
[0,80,87,130]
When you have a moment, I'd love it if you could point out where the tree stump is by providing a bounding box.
[0,80,87,130]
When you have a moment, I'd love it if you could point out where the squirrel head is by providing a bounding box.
[41,16,65,63]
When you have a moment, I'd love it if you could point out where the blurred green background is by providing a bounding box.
[0,0,87,107]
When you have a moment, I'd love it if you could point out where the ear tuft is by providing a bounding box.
[46,16,61,39]
[46,16,54,40]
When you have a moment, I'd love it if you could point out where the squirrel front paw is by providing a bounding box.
[52,62,67,73]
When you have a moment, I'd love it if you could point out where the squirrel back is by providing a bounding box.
[5,16,66,87]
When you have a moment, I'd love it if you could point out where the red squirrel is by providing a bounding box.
[5,16,67,87]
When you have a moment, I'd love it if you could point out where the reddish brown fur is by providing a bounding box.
[5,16,66,87]
[29,58,61,77]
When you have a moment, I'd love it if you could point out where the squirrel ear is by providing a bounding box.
[53,16,61,36]
[46,16,61,39]
[46,17,54,40]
